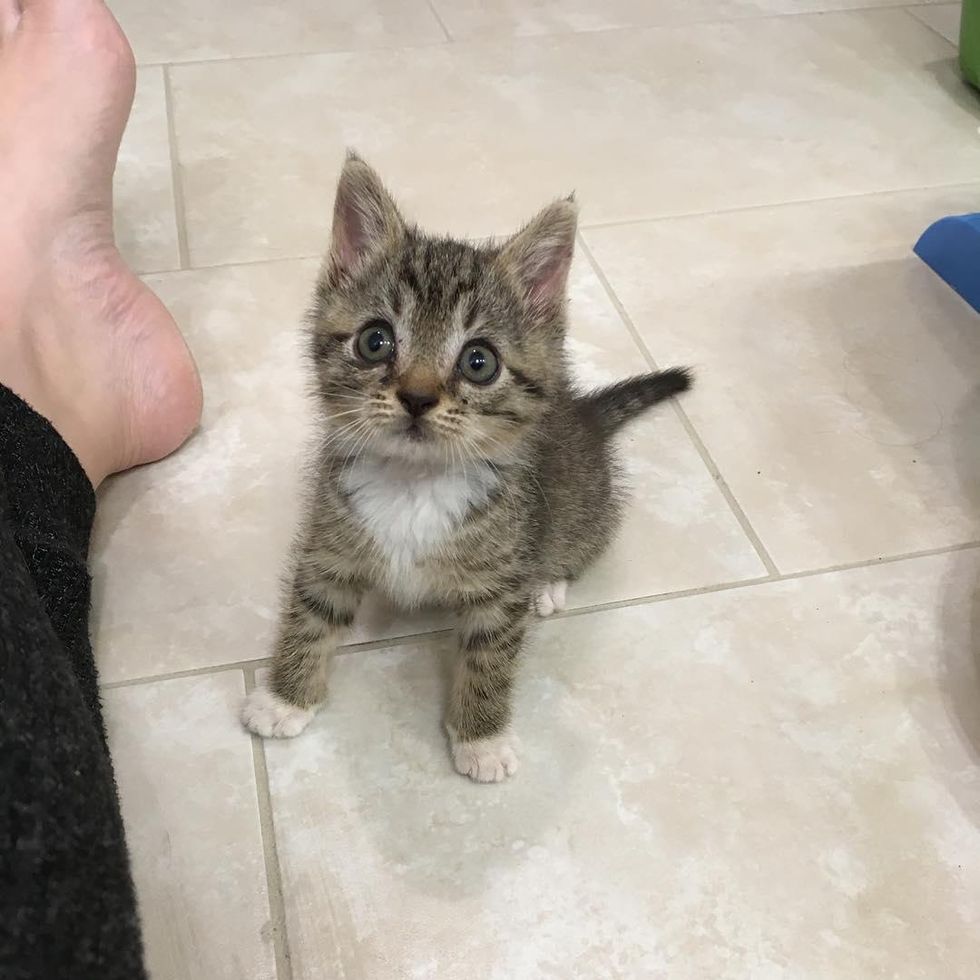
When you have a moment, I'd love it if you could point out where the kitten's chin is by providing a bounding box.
[403,422,427,444]
[374,427,445,464]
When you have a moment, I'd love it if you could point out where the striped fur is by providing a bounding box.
[580,368,692,437]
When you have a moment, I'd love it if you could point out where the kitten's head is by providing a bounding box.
[308,152,577,466]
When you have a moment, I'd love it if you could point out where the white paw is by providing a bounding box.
[241,687,315,738]
[535,579,568,618]
[451,733,520,783]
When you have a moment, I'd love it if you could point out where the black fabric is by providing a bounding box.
[0,385,146,980]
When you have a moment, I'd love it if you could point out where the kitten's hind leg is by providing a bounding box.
[447,593,530,782]
[242,563,361,738]
[535,579,568,618]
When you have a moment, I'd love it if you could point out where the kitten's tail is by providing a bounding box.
[579,367,693,436]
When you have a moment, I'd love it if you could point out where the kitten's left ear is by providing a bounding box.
[328,151,406,281]
[498,195,578,317]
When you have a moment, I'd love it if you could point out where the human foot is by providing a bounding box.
[0,0,201,487]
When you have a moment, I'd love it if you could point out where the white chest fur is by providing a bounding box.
[341,455,499,605]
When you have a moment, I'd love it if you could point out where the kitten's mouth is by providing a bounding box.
[403,420,429,442]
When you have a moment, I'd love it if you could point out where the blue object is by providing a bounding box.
[914,212,980,314]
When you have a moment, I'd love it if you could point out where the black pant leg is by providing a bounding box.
[0,384,146,980]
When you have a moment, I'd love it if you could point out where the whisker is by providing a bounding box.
[321,408,366,422]
[317,416,373,459]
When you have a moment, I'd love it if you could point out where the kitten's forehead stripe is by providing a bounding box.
[462,295,480,333]
[401,258,423,301]
[399,236,483,314]
[390,236,499,371]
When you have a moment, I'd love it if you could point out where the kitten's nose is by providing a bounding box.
[397,389,439,418]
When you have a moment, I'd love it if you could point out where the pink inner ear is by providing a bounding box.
[332,199,369,274]
[526,243,572,308]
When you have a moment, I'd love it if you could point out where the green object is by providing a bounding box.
[962,0,980,89]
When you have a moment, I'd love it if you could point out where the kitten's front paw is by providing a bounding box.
[242,687,316,738]
[451,733,520,783]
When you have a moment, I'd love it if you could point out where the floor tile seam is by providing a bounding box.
[162,65,191,270]
[900,4,960,48]
[424,0,454,42]
[139,35,453,73]
[242,668,295,980]
[99,628,459,689]
[134,179,980,279]
[99,541,980,690]
[577,181,980,236]
[557,539,980,619]
[133,2,953,73]
[576,232,781,575]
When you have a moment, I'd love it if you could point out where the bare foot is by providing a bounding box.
[0,0,201,487]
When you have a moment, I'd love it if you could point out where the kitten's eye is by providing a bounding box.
[458,342,500,385]
[356,320,396,364]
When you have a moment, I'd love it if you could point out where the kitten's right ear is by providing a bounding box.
[328,151,405,280]
[498,195,578,319]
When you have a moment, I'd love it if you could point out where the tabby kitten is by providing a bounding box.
[242,153,691,782]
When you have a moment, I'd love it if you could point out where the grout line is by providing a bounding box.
[137,263,185,277]
[100,627,458,690]
[136,2,944,72]
[668,402,781,575]
[425,0,454,42]
[162,65,191,270]
[148,37,452,72]
[557,576,773,618]
[577,179,980,235]
[141,251,322,278]
[901,4,960,49]
[134,178,980,279]
[101,657,271,690]
[553,540,980,620]
[339,627,457,653]
[577,233,780,576]
[769,539,980,584]
[99,541,980,693]
[243,668,294,980]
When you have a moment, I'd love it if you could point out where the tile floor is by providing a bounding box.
[97,2,980,977]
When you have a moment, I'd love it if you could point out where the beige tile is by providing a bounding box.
[104,673,275,980]
[91,259,317,684]
[433,0,949,39]
[168,8,978,268]
[108,0,446,65]
[263,551,980,979]
[553,256,767,607]
[584,185,980,573]
[114,66,180,274]
[91,253,761,682]
[909,2,962,45]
